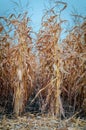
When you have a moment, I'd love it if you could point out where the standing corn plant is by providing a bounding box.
[60,20,86,116]
[0,12,35,115]
[35,2,67,117]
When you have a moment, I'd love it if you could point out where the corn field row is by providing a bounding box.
[0,2,86,118]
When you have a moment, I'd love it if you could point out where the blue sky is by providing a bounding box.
[0,0,86,32]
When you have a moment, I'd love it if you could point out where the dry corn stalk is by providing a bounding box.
[36,3,66,116]
[60,21,86,114]
[0,13,35,115]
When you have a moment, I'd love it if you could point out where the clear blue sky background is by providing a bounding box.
[0,0,86,32]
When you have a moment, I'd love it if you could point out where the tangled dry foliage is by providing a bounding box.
[35,2,86,118]
[60,22,86,117]
[0,12,36,116]
[0,1,86,124]
[35,7,63,117]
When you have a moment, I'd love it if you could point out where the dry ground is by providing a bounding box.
[0,109,86,130]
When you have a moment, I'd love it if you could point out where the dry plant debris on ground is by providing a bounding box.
[0,113,86,130]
